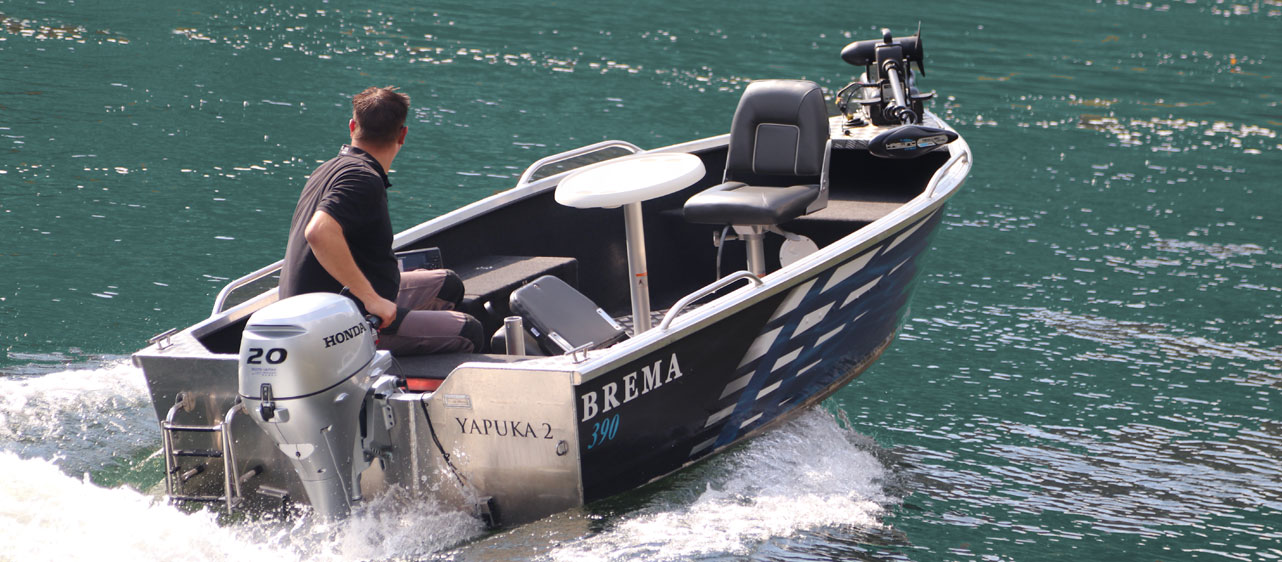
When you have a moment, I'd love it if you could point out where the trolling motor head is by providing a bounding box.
[238,292,397,519]
[840,27,925,75]
[838,26,931,126]
[836,26,957,158]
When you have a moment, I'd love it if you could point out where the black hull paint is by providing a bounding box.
[577,208,944,502]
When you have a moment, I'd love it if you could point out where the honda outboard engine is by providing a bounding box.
[238,292,397,519]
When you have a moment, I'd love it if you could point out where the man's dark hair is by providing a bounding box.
[351,86,410,145]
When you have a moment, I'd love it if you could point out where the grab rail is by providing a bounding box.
[925,147,970,199]
[516,140,643,186]
[211,260,283,317]
[659,270,763,331]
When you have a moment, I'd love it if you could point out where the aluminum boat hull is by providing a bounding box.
[134,111,970,525]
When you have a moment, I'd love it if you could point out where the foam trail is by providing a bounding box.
[0,358,156,474]
[0,359,485,560]
[0,451,278,561]
[0,356,157,474]
[0,450,483,561]
[547,408,891,561]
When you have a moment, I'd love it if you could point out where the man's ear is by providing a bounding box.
[398,126,408,146]
[349,119,358,136]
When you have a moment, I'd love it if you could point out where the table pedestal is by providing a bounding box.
[554,152,706,335]
[623,201,652,332]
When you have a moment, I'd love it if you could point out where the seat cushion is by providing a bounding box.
[683,181,821,226]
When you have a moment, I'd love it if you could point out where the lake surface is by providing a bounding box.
[2,1,1280,560]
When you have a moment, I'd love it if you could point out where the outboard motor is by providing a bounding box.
[238,292,398,519]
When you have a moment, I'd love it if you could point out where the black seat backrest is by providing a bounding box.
[725,80,829,183]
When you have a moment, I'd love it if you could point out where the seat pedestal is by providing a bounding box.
[735,225,769,276]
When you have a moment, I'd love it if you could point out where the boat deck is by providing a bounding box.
[388,352,523,380]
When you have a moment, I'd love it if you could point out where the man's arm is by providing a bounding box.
[303,209,397,329]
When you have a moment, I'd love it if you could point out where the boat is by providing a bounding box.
[133,28,972,527]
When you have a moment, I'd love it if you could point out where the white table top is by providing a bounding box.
[555,152,706,209]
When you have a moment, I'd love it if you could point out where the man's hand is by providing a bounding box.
[364,295,397,330]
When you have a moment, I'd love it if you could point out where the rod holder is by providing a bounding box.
[504,316,526,356]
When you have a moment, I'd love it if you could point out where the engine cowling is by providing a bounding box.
[237,292,393,519]
[238,292,376,400]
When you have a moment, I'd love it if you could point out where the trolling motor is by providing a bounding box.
[836,27,957,159]
[237,292,399,519]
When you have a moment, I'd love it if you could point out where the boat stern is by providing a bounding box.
[411,363,584,525]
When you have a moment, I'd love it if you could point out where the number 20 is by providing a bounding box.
[247,347,287,365]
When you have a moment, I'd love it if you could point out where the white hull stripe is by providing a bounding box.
[884,218,926,254]
[821,250,876,294]
[842,277,881,308]
[719,372,753,399]
[888,255,911,276]
[817,311,865,348]
[771,347,803,373]
[756,380,782,399]
[705,404,735,427]
[736,326,781,368]
[690,436,716,456]
[768,279,816,322]
[795,302,834,337]
[815,324,844,348]
[797,359,821,377]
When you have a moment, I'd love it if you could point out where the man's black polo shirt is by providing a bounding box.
[279,145,399,302]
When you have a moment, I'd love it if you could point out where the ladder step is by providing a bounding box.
[169,494,229,503]
[172,448,223,458]
[164,424,223,433]
[162,400,245,515]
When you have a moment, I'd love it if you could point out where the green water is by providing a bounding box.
[2,1,1280,560]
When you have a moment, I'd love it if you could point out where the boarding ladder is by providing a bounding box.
[161,394,259,514]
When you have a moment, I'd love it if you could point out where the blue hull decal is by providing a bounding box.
[697,209,942,457]
[576,209,944,501]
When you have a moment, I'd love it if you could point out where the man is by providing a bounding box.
[279,86,482,355]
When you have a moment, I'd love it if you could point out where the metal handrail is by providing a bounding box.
[516,140,643,186]
[211,260,283,316]
[925,145,970,199]
[221,401,247,513]
[659,270,763,331]
[161,401,184,499]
